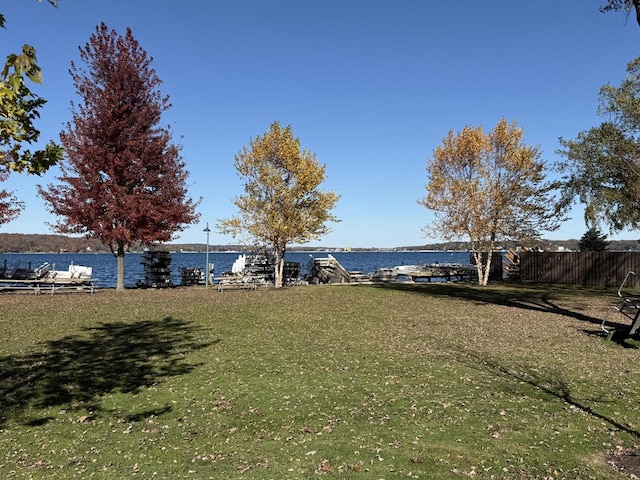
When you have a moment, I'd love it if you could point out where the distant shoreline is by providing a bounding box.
[0,248,469,255]
[1,233,639,253]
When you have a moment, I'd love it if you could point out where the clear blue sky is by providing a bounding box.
[2,0,640,247]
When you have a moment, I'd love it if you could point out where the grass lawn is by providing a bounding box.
[0,282,638,479]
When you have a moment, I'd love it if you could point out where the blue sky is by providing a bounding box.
[2,0,640,247]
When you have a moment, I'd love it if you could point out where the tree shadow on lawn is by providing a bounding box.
[372,282,638,347]
[457,349,640,441]
[0,316,213,428]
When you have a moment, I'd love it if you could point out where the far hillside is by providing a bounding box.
[0,233,639,254]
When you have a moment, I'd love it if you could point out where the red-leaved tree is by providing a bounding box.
[0,171,23,227]
[39,23,199,289]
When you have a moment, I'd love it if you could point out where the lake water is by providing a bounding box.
[0,250,471,288]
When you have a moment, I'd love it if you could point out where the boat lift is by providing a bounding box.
[0,261,96,294]
[602,271,640,340]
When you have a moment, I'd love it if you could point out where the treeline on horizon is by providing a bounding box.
[1,233,640,254]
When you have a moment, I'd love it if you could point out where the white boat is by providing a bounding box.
[0,261,93,285]
[47,264,93,283]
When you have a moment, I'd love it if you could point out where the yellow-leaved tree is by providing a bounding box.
[419,118,562,286]
[217,121,340,288]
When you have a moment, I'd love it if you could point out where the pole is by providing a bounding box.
[204,223,211,289]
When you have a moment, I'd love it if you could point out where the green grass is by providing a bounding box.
[0,283,638,479]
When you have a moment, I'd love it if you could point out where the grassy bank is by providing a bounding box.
[0,283,638,479]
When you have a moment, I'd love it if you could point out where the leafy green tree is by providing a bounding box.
[0,0,63,226]
[217,122,340,288]
[578,227,610,251]
[1,0,62,174]
[557,55,640,234]
[419,118,562,286]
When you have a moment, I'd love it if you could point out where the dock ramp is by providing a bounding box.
[310,254,352,284]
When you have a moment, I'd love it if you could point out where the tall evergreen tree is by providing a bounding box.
[578,227,610,251]
[39,23,199,290]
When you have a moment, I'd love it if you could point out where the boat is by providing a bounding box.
[0,260,94,293]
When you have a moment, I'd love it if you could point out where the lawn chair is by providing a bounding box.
[602,271,640,340]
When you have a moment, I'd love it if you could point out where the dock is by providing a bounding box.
[0,260,96,294]
[309,254,353,283]
[372,264,477,283]
[309,255,476,284]
[214,253,302,290]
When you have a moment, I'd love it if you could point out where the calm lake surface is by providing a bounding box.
[0,251,471,288]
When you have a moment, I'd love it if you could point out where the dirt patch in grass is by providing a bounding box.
[606,446,640,478]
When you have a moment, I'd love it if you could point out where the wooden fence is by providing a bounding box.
[519,251,640,287]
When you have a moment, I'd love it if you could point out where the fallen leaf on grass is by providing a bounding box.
[315,460,333,474]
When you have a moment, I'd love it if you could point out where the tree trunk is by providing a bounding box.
[273,249,284,288]
[481,250,493,286]
[116,246,125,291]
[471,246,492,286]
[474,240,495,287]
[472,250,485,286]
